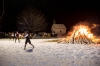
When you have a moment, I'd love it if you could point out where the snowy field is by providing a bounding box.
[0,38,100,66]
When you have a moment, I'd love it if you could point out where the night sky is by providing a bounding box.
[0,0,100,32]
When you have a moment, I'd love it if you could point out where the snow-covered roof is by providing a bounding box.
[52,24,67,29]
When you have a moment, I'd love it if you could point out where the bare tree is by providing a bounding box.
[17,6,48,33]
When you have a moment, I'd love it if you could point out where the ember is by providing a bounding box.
[58,22,100,44]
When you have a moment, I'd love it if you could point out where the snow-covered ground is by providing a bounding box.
[0,38,100,66]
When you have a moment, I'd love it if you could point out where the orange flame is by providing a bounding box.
[74,25,93,38]
[66,23,100,44]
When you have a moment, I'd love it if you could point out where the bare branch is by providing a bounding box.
[17,5,48,33]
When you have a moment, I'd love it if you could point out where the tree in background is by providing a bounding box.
[17,5,48,33]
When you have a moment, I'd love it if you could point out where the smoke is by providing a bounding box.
[91,25,100,36]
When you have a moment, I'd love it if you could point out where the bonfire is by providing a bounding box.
[58,22,100,44]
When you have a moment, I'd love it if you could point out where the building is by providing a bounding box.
[51,24,67,34]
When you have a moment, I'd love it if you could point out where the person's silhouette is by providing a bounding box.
[24,31,34,50]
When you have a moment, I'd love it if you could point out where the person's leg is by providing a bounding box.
[15,37,18,43]
[18,37,20,43]
[24,44,27,50]
[24,39,27,50]
[29,40,34,48]
[15,37,17,43]
[16,37,18,42]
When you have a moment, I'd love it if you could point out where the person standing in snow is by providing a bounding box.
[24,31,34,50]
[9,32,14,41]
[9,32,12,41]
[15,31,20,43]
[13,31,16,41]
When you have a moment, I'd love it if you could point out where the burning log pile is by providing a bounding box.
[58,22,100,44]
[64,30,95,44]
